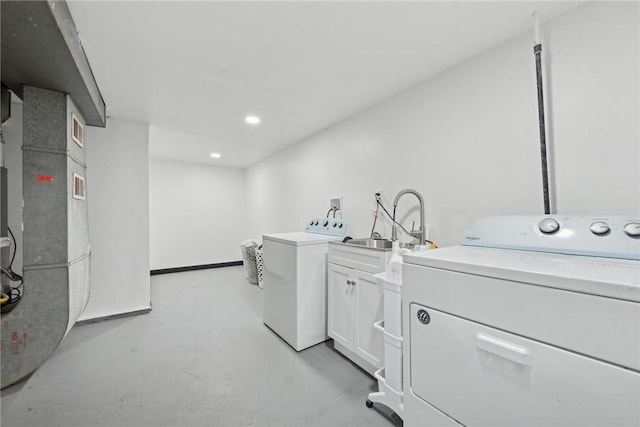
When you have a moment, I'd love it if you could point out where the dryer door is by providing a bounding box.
[408,303,640,426]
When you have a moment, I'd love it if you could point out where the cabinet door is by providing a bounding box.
[328,263,355,348]
[354,270,384,368]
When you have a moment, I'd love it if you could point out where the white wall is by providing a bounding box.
[149,158,247,270]
[78,118,151,321]
[246,2,639,247]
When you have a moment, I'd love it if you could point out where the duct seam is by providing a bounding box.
[23,252,90,271]
[22,146,87,168]
[22,146,68,155]
[22,263,70,271]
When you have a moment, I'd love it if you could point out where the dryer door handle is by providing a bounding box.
[476,333,530,366]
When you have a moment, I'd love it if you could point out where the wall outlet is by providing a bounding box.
[330,197,342,210]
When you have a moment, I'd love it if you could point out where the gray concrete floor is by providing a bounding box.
[1,266,401,427]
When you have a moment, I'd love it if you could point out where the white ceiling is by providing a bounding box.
[66,1,583,168]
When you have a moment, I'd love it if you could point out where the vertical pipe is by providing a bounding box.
[533,11,551,215]
[535,45,551,215]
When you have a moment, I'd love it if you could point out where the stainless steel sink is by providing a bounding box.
[340,238,413,250]
[345,238,393,249]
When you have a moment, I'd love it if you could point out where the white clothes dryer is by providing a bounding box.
[401,215,640,427]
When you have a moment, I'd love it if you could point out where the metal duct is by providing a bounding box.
[1,1,106,127]
[1,86,91,388]
[1,0,103,389]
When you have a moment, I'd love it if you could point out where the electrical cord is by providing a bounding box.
[0,265,21,281]
[4,227,21,280]
[327,207,342,218]
[376,194,411,236]
[1,276,23,308]
[1,278,23,308]
[373,193,438,247]
[370,199,380,238]
[6,281,22,303]
[8,226,17,269]
[1,226,24,310]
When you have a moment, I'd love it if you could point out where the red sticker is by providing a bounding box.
[37,175,55,182]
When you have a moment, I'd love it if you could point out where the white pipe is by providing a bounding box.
[533,11,541,45]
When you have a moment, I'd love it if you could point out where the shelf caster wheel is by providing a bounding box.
[366,399,373,408]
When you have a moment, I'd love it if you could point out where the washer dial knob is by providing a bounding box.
[538,218,560,234]
[590,221,610,235]
[623,222,640,237]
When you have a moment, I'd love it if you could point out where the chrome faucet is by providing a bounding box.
[391,189,426,245]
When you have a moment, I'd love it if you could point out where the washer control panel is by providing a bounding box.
[462,215,640,260]
[305,218,348,237]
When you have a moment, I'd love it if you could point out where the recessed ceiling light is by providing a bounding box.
[245,115,261,125]
[210,153,221,159]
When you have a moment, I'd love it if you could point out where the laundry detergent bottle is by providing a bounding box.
[387,241,411,283]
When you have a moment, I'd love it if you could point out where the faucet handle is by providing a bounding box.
[409,221,425,245]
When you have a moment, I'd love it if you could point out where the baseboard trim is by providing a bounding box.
[150,261,243,276]
[75,308,152,326]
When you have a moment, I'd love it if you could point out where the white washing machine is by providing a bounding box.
[262,218,348,351]
[401,215,640,427]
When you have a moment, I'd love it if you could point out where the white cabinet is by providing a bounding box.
[328,242,389,375]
